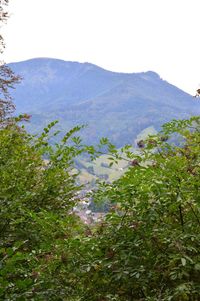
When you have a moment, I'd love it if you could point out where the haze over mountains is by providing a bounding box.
[9,58,200,147]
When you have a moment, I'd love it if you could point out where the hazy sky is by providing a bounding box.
[2,0,200,94]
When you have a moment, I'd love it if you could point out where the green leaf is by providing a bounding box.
[181,258,186,266]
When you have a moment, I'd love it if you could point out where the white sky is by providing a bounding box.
[2,0,200,94]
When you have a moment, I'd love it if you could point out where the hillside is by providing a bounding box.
[9,58,200,147]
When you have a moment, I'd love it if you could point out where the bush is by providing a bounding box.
[0,122,86,300]
[76,116,200,300]
[0,116,200,300]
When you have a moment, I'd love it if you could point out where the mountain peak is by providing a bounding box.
[8,58,199,146]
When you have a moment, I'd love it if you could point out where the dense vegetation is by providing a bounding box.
[0,121,87,300]
[0,114,200,300]
[82,117,200,300]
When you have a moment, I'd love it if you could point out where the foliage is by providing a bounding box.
[74,116,200,300]
[0,111,200,300]
[0,121,87,300]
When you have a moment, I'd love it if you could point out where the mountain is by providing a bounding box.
[9,58,200,147]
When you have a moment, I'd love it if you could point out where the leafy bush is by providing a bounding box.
[0,121,86,300]
[0,116,200,300]
[75,116,200,301]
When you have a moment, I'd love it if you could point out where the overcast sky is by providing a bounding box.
[2,0,200,94]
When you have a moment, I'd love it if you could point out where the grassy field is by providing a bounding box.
[76,126,157,184]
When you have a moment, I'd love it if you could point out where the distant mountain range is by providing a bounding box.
[9,58,200,147]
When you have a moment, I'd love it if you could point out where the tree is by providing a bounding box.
[0,0,20,124]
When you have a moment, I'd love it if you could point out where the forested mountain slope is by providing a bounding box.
[9,58,199,146]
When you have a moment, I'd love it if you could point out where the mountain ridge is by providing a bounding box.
[8,58,199,146]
